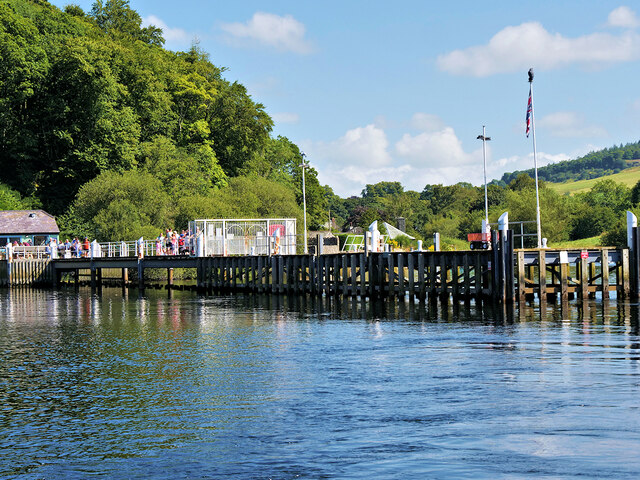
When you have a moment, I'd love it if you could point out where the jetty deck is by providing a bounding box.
[1,227,638,305]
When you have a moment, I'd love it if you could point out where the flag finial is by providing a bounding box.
[528,68,534,83]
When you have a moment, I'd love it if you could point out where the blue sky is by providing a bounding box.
[50,0,640,196]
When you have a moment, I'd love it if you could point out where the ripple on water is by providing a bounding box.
[1,290,640,478]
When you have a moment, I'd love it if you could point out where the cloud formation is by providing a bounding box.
[607,6,640,28]
[308,118,488,196]
[437,8,640,76]
[142,15,190,49]
[307,115,582,197]
[221,12,312,54]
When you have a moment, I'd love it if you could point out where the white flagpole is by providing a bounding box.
[529,69,542,248]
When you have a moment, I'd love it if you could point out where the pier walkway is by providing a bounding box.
[1,228,638,305]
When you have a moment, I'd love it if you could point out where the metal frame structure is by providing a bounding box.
[189,218,297,256]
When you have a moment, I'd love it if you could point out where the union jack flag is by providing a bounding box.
[526,86,532,137]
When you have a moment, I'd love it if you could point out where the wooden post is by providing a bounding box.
[378,253,386,297]
[317,255,324,295]
[580,254,589,300]
[560,261,569,302]
[505,230,515,303]
[387,253,395,298]
[461,253,469,299]
[439,254,447,297]
[418,253,426,301]
[517,250,526,302]
[333,255,340,296]
[342,254,348,296]
[474,253,482,298]
[589,261,597,299]
[538,250,547,301]
[408,253,415,300]
[359,253,366,297]
[602,249,610,299]
[167,268,174,290]
[633,227,640,298]
[622,248,631,298]
[397,253,405,298]
[498,232,506,303]
[138,259,144,290]
[428,253,437,299]
[452,253,460,298]
[90,266,97,290]
[367,254,375,298]
[491,230,499,301]
[279,255,285,294]
[271,256,277,294]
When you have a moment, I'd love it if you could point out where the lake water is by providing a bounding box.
[2,288,640,479]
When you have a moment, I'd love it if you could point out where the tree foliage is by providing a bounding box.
[0,0,275,217]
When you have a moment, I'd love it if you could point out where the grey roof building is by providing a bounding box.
[0,210,60,244]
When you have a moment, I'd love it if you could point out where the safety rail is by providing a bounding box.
[0,245,50,260]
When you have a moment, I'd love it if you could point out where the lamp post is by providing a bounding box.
[476,126,491,232]
[300,153,309,254]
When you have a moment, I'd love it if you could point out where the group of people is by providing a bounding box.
[5,231,198,260]
[4,237,92,259]
[154,230,194,256]
[59,238,92,257]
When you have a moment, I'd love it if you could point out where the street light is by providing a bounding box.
[477,126,491,232]
[300,153,309,254]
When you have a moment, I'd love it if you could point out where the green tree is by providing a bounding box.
[362,181,404,199]
[70,170,173,240]
[631,179,640,206]
[504,186,571,244]
[91,0,164,45]
[579,179,631,213]
[209,81,273,176]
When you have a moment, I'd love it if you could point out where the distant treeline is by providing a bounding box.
[500,141,640,185]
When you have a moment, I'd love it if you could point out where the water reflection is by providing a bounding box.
[2,289,640,478]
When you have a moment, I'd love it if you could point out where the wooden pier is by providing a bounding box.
[0,228,636,305]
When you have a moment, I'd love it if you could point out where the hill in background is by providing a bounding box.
[499,141,640,186]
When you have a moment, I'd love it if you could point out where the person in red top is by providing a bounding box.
[83,237,90,257]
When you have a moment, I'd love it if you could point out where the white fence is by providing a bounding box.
[1,233,299,260]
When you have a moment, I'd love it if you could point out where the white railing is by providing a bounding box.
[2,233,305,260]
[204,234,297,256]
[1,245,51,260]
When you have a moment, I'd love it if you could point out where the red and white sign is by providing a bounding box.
[581,250,588,259]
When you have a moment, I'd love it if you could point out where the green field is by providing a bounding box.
[548,166,640,195]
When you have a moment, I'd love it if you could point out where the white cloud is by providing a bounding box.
[142,15,190,48]
[410,113,446,132]
[395,126,477,167]
[307,121,489,196]
[221,12,312,54]
[272,112,299,124]
[319,124,392,168]
[306,118,592,197]
[537,111,608,138]
[607,6,640,29]
[437,19,640,76]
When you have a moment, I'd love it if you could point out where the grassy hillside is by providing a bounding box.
[548,166,640,195]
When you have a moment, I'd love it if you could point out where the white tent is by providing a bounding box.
[381,222,415,240]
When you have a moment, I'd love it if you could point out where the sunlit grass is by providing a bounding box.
[549,166,640,195]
